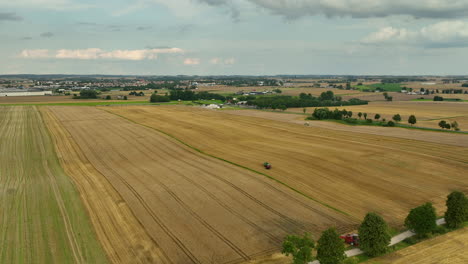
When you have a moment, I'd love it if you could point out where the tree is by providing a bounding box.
[438,120,447,129]
[444,123,451,130]
[303,108,307,114]
[387,121,395,127]
[316,228,346,264]
[386,96,393,101]
[363,113,367,120]
[150,94,170,103]
[279,105,287,111]
[282,233,315,264]
[392,114,401,122]
[105,95,111,100]
[434,96,444,101]
[374,114,381,120]
[404,203,437,237]
[347,111,353,118]
[358,213,391,257]
[358,112,362,119]
[445,191,468,228]
[451,121,460,131]
[408,115,417,126]
[123,95,128,100]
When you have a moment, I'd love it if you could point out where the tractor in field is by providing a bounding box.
[263,162,271,170]
[340,234,359,246]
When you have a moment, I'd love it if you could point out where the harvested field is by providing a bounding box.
[0,106,107,263]
[49,106,354,264]
[289,101,468,131]
[41,107,164,264]
[107,105,468,227]
[365,227,468,264]
[222,109,468,147]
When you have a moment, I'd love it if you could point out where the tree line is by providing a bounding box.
[308,108,417,127]
[283,191,468,264]
[246,91,368,110]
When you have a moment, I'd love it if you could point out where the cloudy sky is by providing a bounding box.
[1,0,468,75]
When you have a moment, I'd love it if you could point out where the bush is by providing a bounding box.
[343,118,358,124]
[387,121,395,127]
[433,225,449,235]
[343,257,358,264]
[282,233,315,264]
[403,236,418,245]
[366,119,373,123]
[404,203,437,237]
[150,94,170,103]
[434,96,444,101]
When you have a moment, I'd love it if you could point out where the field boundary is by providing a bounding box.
[104,108,353,218]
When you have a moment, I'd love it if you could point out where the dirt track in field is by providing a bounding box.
[0,106,107,264]
[48,106,354,264]
[365,227,468,264]
[107,105,468,227]
[41,107,166,264]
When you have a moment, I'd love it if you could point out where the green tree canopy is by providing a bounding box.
[316,228,346,264]
[392,114,401,122]
[358,213,391,257]
[404,203,437,237]
[445,191,468,228]
[408,115,417,125]
[282,233,315,264]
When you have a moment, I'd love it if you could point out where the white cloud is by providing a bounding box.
[19,49,50,58]
[184,58,201,65]
[362,20,468,47]
[210,57,235,65]
[19,48,184,60]
[199,0,468,19]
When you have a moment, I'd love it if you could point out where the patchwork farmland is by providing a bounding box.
[46,106,354,263]
[107,105,468,226]
[1,100,467,263]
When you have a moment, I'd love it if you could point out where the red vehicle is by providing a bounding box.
[340,234,359,246]
[263,162,272,169]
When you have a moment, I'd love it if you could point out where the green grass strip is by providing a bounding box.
[105,108,353,218]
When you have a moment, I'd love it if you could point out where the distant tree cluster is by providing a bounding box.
[248,91,368,110]
[73,89,98,99]
[129,91,145,96]
[169,90,226,101]
[438,120,460,131]
[150,94,170,103]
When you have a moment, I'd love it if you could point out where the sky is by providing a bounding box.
[1,0,468,75]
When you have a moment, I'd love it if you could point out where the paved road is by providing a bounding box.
[310,218,446,264]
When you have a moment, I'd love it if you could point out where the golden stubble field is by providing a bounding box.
[107,105,468,228]
[48,106,354,264]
